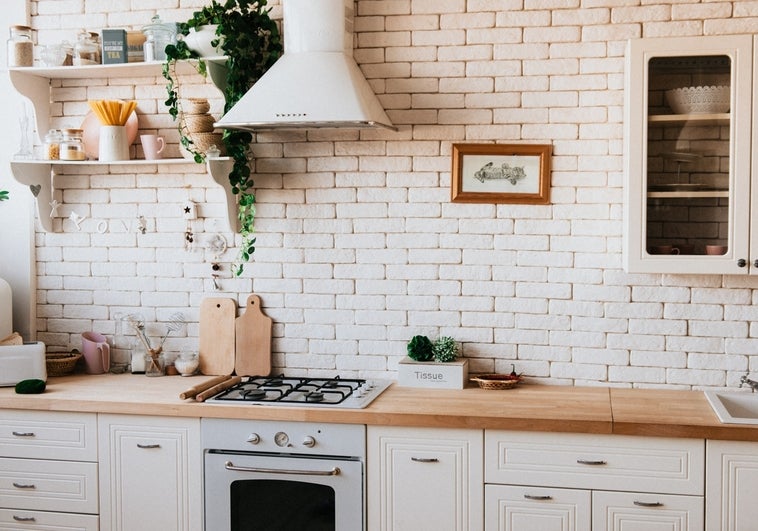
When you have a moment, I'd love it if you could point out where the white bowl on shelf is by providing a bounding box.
[665,85,730,114]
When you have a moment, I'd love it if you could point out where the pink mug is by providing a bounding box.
[81,331,110,374]
[140,134,165,160]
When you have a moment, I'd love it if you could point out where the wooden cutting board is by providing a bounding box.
[198,297,236,376]
[235,294,272,377]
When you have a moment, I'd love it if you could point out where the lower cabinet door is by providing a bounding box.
[706,440,758,531]
[0,508,98,530]
[485,485,591,531]
[592,491,704,531]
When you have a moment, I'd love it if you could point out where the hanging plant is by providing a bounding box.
[163,0,282,276]
[0,191,8,201]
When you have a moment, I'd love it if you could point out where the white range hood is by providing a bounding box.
[215,0,396,132]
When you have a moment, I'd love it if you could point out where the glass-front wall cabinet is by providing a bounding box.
[624,35,754,274]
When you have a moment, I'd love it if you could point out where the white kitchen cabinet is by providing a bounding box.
[367,425,483,531]
[7,62,238,233]
[624,34,756,274]
[485,485,590,531]
[98,414,202,531]
[705,439,758,531]
[485,431,704,531]
[0,409,99,530]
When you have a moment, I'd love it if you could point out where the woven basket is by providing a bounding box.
[184,98,211,115]
[182,113,216,133]
[46,352,82,377]
[470,374,521,390]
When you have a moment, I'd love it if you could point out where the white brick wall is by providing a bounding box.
[17,0,758,388]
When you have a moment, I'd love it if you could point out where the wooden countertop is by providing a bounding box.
[1,374,757,441]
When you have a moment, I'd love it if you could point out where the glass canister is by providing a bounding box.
[73,30,99,65]
[60,128,85,160]
[43,129,62,160]
[145,350,165,376]
[7,25,33,67]
[142,15,176,62]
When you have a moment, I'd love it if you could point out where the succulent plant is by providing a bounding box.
[433,336,459,362]
[407,335,434,361]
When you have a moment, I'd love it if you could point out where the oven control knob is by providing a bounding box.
[246,433,261,445]
[302,436,316,448]
[274,431,290,447]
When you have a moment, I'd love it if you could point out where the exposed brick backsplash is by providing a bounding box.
[21,0,758,388]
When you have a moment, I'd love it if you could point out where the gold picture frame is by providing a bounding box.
[451,143,552,204]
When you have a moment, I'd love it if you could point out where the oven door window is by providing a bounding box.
[232,479,335,530]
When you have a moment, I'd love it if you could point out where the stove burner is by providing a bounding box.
[264,377,286,387]
[305,391,324,402]
[243,389,266,400]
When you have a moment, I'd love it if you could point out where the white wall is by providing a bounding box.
[0,0,35,340]
[23,0,758,389]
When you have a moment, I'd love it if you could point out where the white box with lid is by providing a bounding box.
[397,357,469,389]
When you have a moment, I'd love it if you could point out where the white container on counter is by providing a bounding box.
[0,277,12,340]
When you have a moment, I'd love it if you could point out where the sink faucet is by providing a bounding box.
[739,372,758,392]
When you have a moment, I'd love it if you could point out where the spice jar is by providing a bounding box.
[59,128,85,161]
[7,25,33,67]
[43,129,62,160]
[73,30,99,65]
[142,15,175,62]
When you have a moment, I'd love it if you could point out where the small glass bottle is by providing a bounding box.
[43,129,62,160]
[7,25,33,67]
[59,128,85,161]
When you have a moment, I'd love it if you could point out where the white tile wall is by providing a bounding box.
[19,0,758,388]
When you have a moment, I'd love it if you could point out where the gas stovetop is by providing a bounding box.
[206,375,392,409]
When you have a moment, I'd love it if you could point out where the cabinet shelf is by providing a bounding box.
[648,113,730,126]
[10,158,237,233]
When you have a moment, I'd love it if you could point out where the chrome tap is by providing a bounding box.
[739,372,758,392]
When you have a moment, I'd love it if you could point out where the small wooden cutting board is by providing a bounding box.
[199,297,236,376]
[235,294,272,377]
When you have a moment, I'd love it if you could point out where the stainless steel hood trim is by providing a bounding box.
[214,0,396,132]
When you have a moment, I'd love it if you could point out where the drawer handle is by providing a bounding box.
[576,459,607,465]
[11,431,35,437]
[524,494,553,501]
[411,457,439,463]
[12,482,36,489]
[137,443,161,449]
[633,501,664,508]
[13,515,36,522]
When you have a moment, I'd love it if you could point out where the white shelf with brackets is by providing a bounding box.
[10,158,237,233]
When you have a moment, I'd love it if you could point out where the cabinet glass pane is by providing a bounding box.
[645,55,731,257]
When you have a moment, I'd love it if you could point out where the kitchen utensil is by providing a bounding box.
[234,294,272,377]
[179,374,232,400]
[196,375,242,402]
[199,297,236,376]
[158,312,185,348]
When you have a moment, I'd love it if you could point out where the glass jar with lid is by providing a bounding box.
[73,30,99,65]
[142,15,176,62]
[43,129,62,160]
[60,128,85,161]
[7,25,33,67]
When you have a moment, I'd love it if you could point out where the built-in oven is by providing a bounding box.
[202,376,390,531]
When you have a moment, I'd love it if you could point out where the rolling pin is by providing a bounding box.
[179,374,232,400]
[195,375,243,402]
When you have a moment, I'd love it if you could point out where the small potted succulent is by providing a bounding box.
[398,335,469,389]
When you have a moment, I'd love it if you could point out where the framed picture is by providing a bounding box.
[451,143,552,204]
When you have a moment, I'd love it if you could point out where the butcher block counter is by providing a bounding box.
[1,373,758,441]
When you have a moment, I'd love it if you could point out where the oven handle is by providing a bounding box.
[224,460,341,476]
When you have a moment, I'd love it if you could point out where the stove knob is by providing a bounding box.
[302,436,316,448]
[246,433,261,445]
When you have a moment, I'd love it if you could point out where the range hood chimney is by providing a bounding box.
[215,0,396,132]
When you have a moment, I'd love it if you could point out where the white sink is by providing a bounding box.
[705,391,758,424]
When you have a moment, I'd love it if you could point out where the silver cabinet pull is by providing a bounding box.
[11,431,35,437]
[524,494,553,501]
[137,443,161,449]
[225,461,340,476]
[576,459,607,465]
[633,500,664,507]
[411,457,439,463]
[13,515,36,522]
[12,482,36,489]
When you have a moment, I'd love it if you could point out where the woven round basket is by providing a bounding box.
[470,374,521,390]
[190,132,225,154]
[184,98,211,115]
[182,113,216,133]
[46,352,82,377]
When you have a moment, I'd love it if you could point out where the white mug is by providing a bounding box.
[140,134,165,160]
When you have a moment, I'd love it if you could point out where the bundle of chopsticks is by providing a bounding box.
[88,99,136,126]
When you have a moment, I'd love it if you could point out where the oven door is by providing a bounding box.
[204,451,364,531]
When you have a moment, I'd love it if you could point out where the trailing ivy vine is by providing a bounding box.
[163,0,282,276]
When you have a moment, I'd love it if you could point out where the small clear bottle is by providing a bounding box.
[43,129,62,160]
[7,25,33,67]
[145,351,165,377]
[60,128,85,161]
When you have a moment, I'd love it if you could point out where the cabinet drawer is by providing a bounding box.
[0,458,98,514]
[0,508,98,530]
[592,490,704,531]
[485,484,591,530]
[0,410,97,461]
[485,431,704,495]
